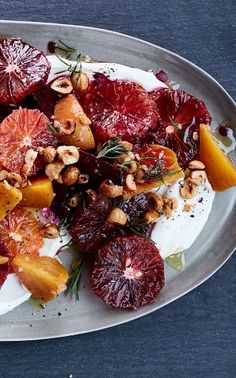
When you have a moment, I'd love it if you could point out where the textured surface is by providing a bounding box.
[0,0,235,377]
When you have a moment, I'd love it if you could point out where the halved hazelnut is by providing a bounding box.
[78,173,89,184]
[45,162,65,181]
[62,166,79,186]
[189,160,205,170]
[99,180,123,198]
[21,149,38,176]
[125,174,137,191]
[107,208,127,225]
[144,210,159,224]
[57,146,80,165]
[51,77,73,94]
[71,71,89,92]
[39,146,57,164]
[147,192,164,211]
[57,119,76,135]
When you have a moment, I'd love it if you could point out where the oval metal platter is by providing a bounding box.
[0,20,235,341]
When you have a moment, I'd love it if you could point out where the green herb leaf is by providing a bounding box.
[96,137,129,159]
[48,123,58,135]
[66,257,85,300]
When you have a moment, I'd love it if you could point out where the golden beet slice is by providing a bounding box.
[0,182,22,221]
[199,124,236,191]
[13,255,69,302]
[20,176,54,208]
[54,94,95,150]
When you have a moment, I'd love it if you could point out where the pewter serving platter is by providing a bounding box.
[0,20,235,341]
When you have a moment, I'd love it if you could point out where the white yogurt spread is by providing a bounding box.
[0,56,215,315]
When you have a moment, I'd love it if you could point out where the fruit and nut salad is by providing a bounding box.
[0,38,235,313]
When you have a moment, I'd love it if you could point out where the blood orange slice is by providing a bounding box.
[78,76,159,144]
[0,206,44,259]
[0,242,13,286]
[149,88,211,167]
[91,235,165,309]
[0,108,57,175]
[0,38,50,105]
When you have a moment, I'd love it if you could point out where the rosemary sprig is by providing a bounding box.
[169,116,185,137]
[55,54,83,81]
[56,40,77,59]
[66,257,85,300]
[48,123,58,135]
[96,137,129,159]
[126,220,155,244]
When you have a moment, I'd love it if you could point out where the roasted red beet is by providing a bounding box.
[149,88,211,167]
[0,38,50,105]
[91,235,164,309]
[25,84,60,119]
[70,195,119,253]
[0,242,13,286]
[78,150,123,186]
[78,76,159,144]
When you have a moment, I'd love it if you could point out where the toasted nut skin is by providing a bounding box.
[147,192,164,211]
[78,173,89,184]
[71,71,89,91]
[190,170,207,185]
[45,162,65,181]
[108,208,127,225]
[62,166,79,185]
[125,174,137,191]
[183,204,195,212]
[180,178,197,199]
[51,77,73,94]
[39,146,57,164]
[99,180,123,198]
[189,160,205,170]
[40,223,60,239]
[144,210,159,224]
[57,146,80,165]
[0,255,9,264]
[118,140,133,151]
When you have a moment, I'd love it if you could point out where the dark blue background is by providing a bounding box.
[0,1,235,377]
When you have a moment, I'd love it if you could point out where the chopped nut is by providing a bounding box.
[40,223,60,239]
[125,174,137,191]
[85,189,97,204]
[99,180,123,198]
[62,166,79,185]
[71,71,89,92]
[51,77,73,94]
[78,173,89,184]
[118,140,133,151]
[57,146,80,165]
[184,168,191,178]
[189,160,205,170]
[180,178,197,199]
[147,192,164,211]
[21,149,38,176]
[56,119,76,135]
[0,255,9,264]
[163,198,178,219]
[45,162,65,181]
[183,204,195,212]
[40,146,57,164]
[144,210,159,224]
[134,168,145,183]
[192,131,198,141]
[108,208,127,225]
[68,196,80,207]
[126,161,138,174]
[168,198,178,210]
[128,151,135,160]
[1,171,23,188]
[190,170,207,185]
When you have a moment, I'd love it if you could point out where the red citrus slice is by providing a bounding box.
[91,235,165,309]
[0,206,44,259]
[0,242,13,286]
[149,88,212,167]
[78,76,159,143]
[0,38,50,105]
[0,108,57,174]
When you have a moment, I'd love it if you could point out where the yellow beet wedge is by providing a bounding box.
[13,255,69,302]
[0,181,22,221]
[199,124,236,191]
[20,176,54,208]
[54,94,95,150]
